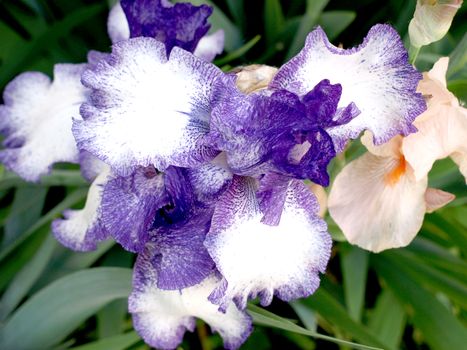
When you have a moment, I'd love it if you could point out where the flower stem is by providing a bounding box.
[409,45,421,66]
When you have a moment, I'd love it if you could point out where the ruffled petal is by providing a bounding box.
[0,64,87,181]
[193,29,225,62]
[144,211,216,290]
[271,24,425,152]
[74,37,221,176]
[205,176,331,311]
[100,166,168,252]
[328,152,428,252]
[402,58,467,181]
[107,2,130,44]
[52,166,111,251]
[129,256,252,350]
[121,0,212,55]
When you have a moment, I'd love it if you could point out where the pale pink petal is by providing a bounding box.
[361,131,402,158]
[451,151,467,183]
[424,188,455,213]
[308,183,327,217]
[328,152,427,252]
[402,103,467,180]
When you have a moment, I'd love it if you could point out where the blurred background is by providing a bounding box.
[0,1,466,349]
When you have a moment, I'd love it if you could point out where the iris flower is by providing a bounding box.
[328,57,464,253]
[0,1,426,348]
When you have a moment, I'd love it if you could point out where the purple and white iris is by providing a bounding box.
[0,1,426,349]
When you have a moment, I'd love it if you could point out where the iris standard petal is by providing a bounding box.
[271,24,426,152]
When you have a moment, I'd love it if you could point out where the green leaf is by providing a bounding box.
[318,11,356,41]
[214,35,261,66]
[69,332,140,350]
[0,267,133,350]
[0,170,87,191]
[247,304,382,350]
[382,250,467,309]
[225,0,244,31]
[0,234,57,321]
[341,245,369,322]
[301,289,388,349]
[447,32,467,79]
[286,0,329,60]
[368,289,406,350]
[2,187,47,246]
[290,300,317,331]
[0,4,106,88]
[373,256,467,350]
[181,0,242,52]
[264,0,284,46]
[0,188,88,262]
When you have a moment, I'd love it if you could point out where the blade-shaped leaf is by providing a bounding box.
[0,267,132,350]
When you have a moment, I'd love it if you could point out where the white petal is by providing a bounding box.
[75,37,221,175]
[0,64,86,181]
[52,165,111,251]
[107,3,130,43]
[130,252,252,350]
[205,177,331,311]
[424,188,455,213]
[328,152,427,252]
[194,29,225,62]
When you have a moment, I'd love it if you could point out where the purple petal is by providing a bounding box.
[146,209,215,290]
[205,176,332,311]
[52,166,111,251]
[271,24,426,152]
[121,0,212,55]
[186,163,233,205]
[101,166,168,252]
[74,37,221,176]
[208,75,337,184]
[0,64,87,182]
[129,258,252,350]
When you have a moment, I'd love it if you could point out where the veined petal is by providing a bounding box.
[205,176,331,311]
[129,256,252,350]
[271,24,425,152]
[328,152,427,252]
[74,37,221,176]
[101,166,168,252]
[52,166,111,251]
[0,64,87,181]
[193,29,225,62]
[145,210,216,290]
[121,0,212,55]
[79,151,108,182]
[107,2,130,44]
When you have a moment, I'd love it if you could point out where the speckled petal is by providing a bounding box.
[74,37,221,176]
[100,166,168,252]
[129,258,252,350]
[0,64,87,181]
[205,176,331,311]
[144,210,215,290]
[271,24,425,152]
[52,166,111,251]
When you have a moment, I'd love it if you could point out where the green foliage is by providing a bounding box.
[0,1,466,350]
